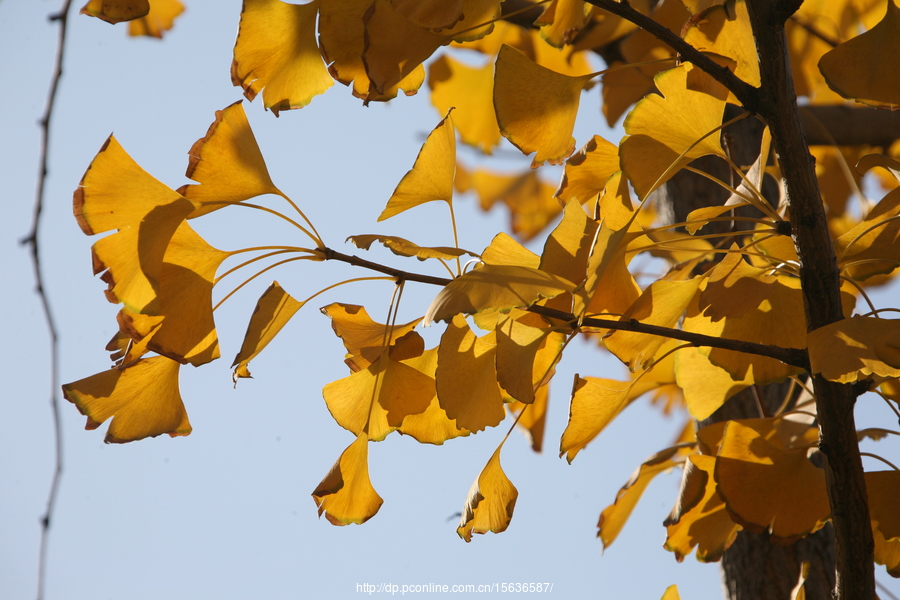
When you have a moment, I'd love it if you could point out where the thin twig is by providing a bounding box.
[21,2,74,599]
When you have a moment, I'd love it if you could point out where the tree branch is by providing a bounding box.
[320,247,810,370]
[583,0,759,110]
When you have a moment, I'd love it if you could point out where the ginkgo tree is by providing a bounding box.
[61,1,900,599]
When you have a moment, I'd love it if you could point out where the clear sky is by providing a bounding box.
[2,2,898,600]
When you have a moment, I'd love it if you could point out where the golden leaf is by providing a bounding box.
[232,282,305,380]
[493,44,595,167]
[390,0,464,30]
[507,385,549,453]
[660,585,681,600]
[575,220,643,320]
[664,455,741,562]
[559,376,632,463]
[321,303,422,371]
[535,0,591,48]
[127,0,183,38]
[715,420,830,543]
[80,0,149,23]
[481,232,540,268]
[866,470,900,545]
[683,1,760,87]
[457,446,519,542]
[495,314,565,404]
[620,64,727,199]
[539,199,599,290]
[555,135,620,208]
[436,315,506,432]
[347,234,475,261]
[178,102,282,217]
[835,187,900,281]
[425,265,574,325]
[395,348,471,445]
[808,316,900,384]
[428,55,501,154]
[818,0,900,110]
[379,111,457,220]
[62,356,190,443]
[312,434,384,525]
[675,345,753,421]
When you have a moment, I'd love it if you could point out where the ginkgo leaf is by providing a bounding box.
[555,135,620,207]
[127,0,183,38]
[457,445,519,542]
[231,0,334,115]
[539,199,599,290]
[507,385,549,453]
[535,0,591,48]
[435,315,506,432]
[81,0,149,23]
[379,111,456,220]
[559,376,632,463]
[598,445,689,549]
[605,278,703,370]
[232,281,305,380]
[808,316,900,383]
[835,187,900,281]
[674,345,753,421]
[118,220,229,366]
[312,434,384,525]
[575,220,643,320]
[664,454,741,562]
[495,314,565,404]
[857,153,900,185]
[818,0,900,110]
[363,0,447,97]
[874,528,900,578]
[395,348,471,444]
[425,264,574,325]
[659,585,681,600]
[683,0,760,87]
[323,345,435,441]
[177,102,282,218]
[715,420,830,543]
[465,168,563,240]
[620,64,728,199]
[321,303,422,371]
[866,470,900,543]
[347,234,475,261]
[480,232,540,268]
[62,356,190,443]
[601,61,656,127]
[318,0,425,102]
[428,55,501,153]
[390,0,464,30]
[494,44,595,168]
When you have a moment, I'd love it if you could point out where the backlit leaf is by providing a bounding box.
[347,234,476,261]
[127,0,183,38]
[620,64,727,199]
[555,135,620,208]
[81,0,149,23]
[428,55,500,153]
[575,220,643,320]
[507,385,549,453]
[390,0,464,30]
[62,356,190,443]
[312,434,383,525]
[178,101,282,217]
[539,199,599,290]
[715,420,830,543]
[535,0,590,48]
[818,0,900,109]
[674,345,752,421]
[494,44,595,167]
[425,265,574,325]
[683,0,760,87]
[495,314,565,404]
[559,376,632,463]
[379,112,456,220]
[808,316,900,383]
[866,470,900,544]
[664,454,741,562]
[481,232,540,268]
[835,187,900,281]
[436,315,506,432]
[232,282,305,380]
[321,303,422,371]
[396,348,471,444]
[457,446,519,542]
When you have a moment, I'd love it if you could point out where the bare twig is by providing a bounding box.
[21,2,74,599]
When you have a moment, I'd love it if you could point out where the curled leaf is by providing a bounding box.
[232,282,305,380]
[457,446,519,542]
[312,434,384,525]
[347,234,476,261]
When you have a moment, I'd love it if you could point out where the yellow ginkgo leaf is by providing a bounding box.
[808,316,900,383]
[866,470,900,544]
[312,434,384,525]
[660,585,681,600]
[127,0,183,38]
[683,0,760,87]
[674,345,753,421]
[481,232,540,268]
[321,303,422,371]
[620,64,727,199]
[575,220,643,320]
[857,153,900,185]
[818,0,900,110]
[466,168,563,240]
[178,102,282,217]
[598,445,689,549]
[80,0,149,23]
[231,0,334,115]
[555,135,620,208]
[559,376,632,463]
[535,0,591,48]
[457,445,519,542]
[379,111,456,220]
[507,385,549,453]
[62,356,190,443]
[436,315,506,432]
[318,0,425,102]
[601,61,656,127]
[425,264,574,325]
[715,420,831,544]
[363,0,447,97]
[347,234,475,261]
[835,187,900,281]
[390,0,464,30]
[396,348,471,444]
[118,220,229,366]
[495,314,565,404]
[232,282,305,380]
[538,199,599,290]
[605,278,703,371]
[428,55,500,154]
[874,528,900,578]
[664,454,741,562]
[494,44,595,167]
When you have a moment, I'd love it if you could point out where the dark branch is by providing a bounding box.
[321,246,810,371]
